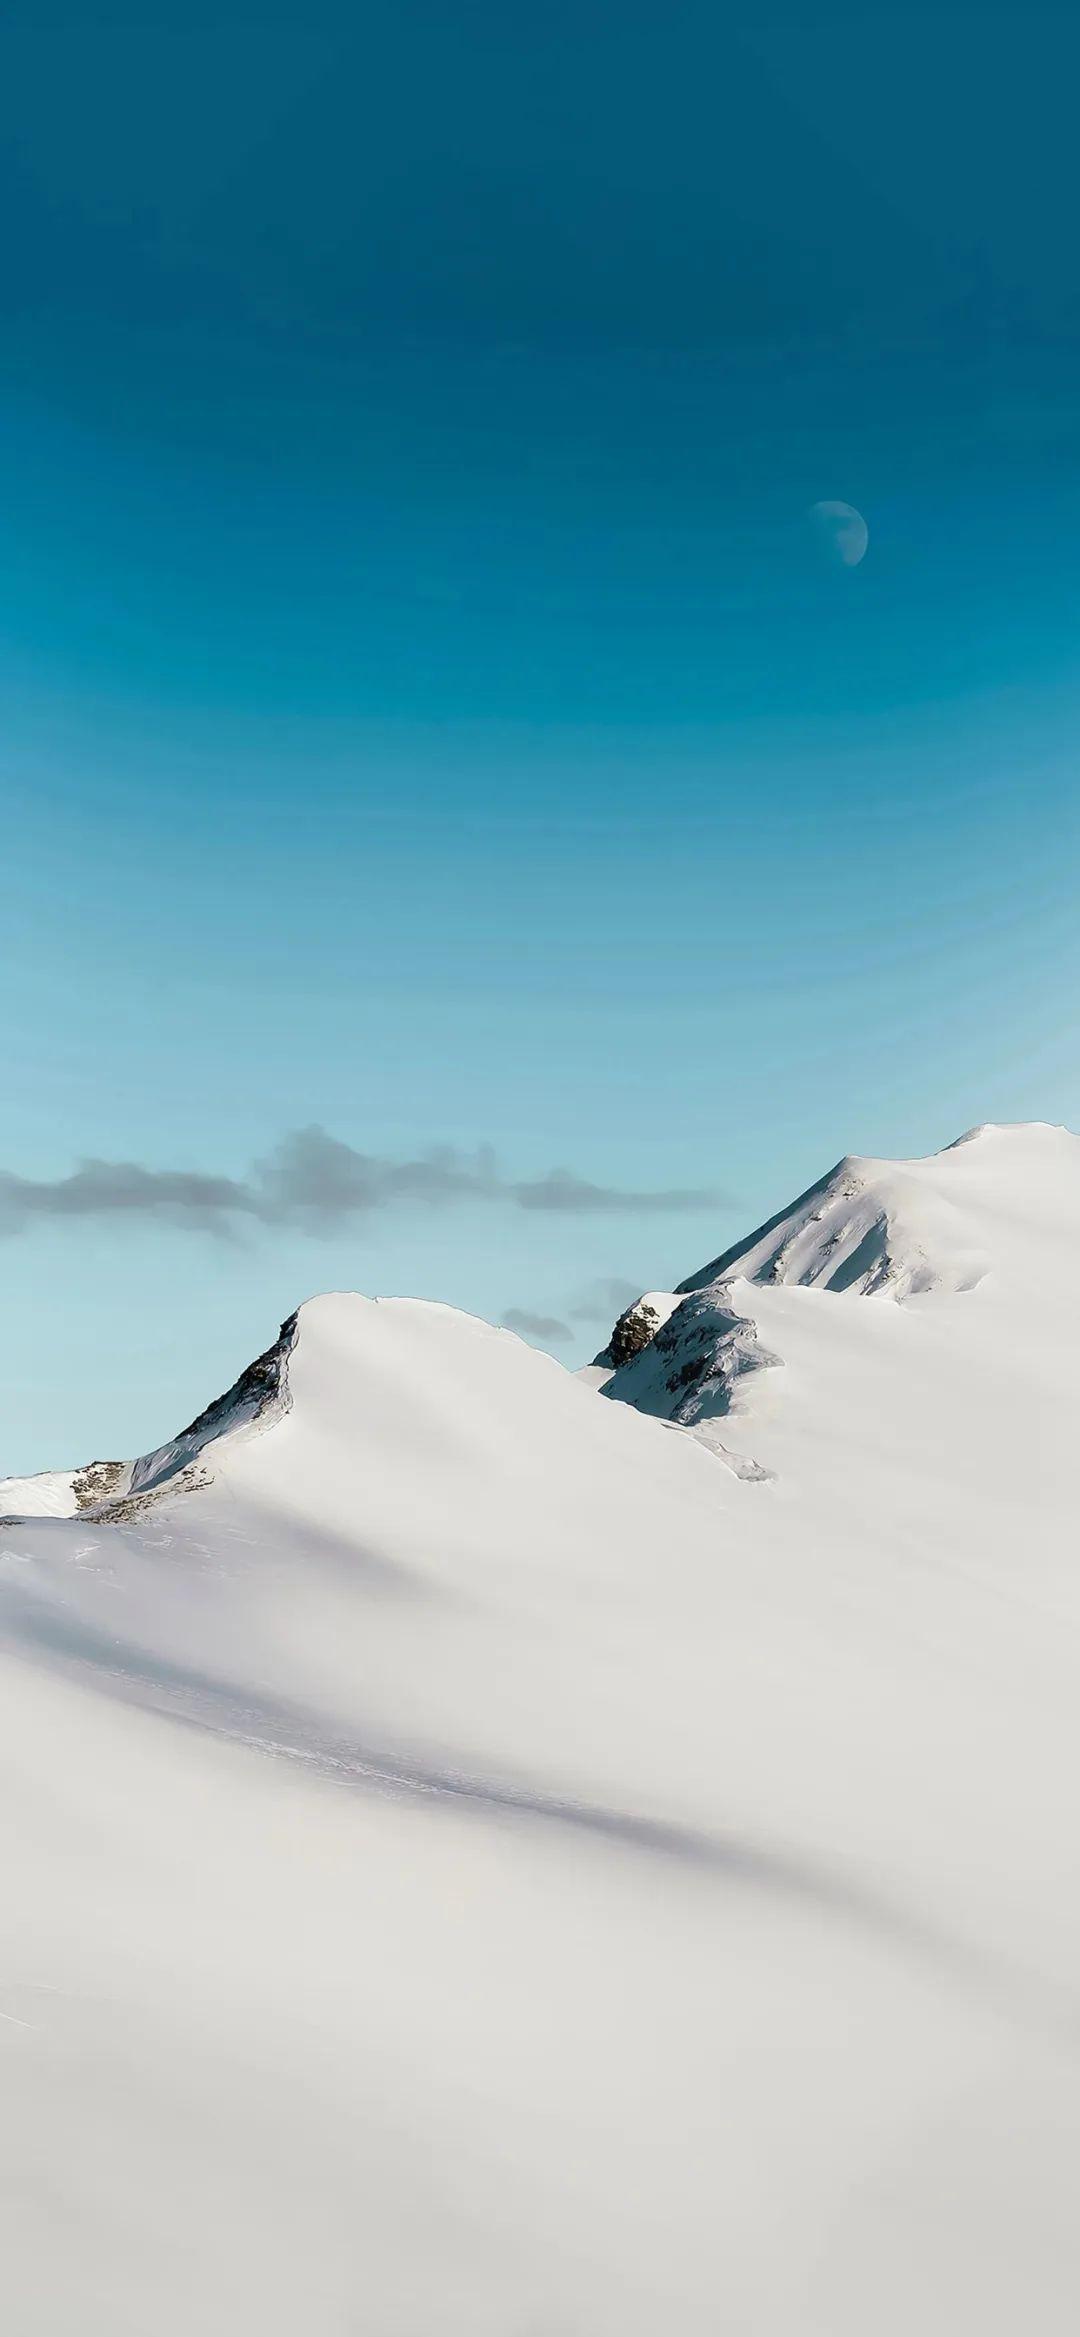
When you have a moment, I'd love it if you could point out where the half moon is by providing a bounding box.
[810,499,869,567]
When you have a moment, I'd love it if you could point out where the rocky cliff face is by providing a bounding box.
[596,1291,679,1370]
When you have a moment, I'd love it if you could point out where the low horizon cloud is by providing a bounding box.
[501,1308,573,1343]
[501,1278,649,1351]
[567,1276,642,1322]
[0,1127,719,1240]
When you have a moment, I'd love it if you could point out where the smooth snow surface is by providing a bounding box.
[0,1468,82,1517]
[2,1120,1080,2333]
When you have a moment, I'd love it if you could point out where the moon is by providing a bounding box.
[810,498,869,567]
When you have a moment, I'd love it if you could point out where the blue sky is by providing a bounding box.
[4,0,1080,1469]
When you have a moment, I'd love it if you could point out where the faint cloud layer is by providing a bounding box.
[513,1169,707,1214]
[501,1308,572,1344]
[0,1127,717,1239]
[567,1276,642,1322]
[501,1278,647,1351]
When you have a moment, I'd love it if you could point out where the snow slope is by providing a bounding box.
[2,1121,1080,2335]
[675,1123,1000,1299]
[599,1118,1065,1440]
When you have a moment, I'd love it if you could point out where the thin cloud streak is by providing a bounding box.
[0,1127,719,1240]
[513,1168,714,1214]
[501,1309,572,1344]
[567,1276,642,1322]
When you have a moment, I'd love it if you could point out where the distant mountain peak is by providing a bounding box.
[674,1147,989,1306]
[4,1123,1076,1519]
[596,1121,1078,1440]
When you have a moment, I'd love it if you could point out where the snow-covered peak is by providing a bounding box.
[5,1123,1077,1522]
[598,1120,1080,1440]
[611,1120,1077,1326]
[676,1147,990,1304]
[3,1125,1080,2333]
[945,1117,1073,1150]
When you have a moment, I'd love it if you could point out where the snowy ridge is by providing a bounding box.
[1,1310,297,1521]
[2,1121,1080,2333]
[597,1121,1068,1442]
[682,1117,1072,1301]
[675,1145,992,1300]
[124,1307,297,1507]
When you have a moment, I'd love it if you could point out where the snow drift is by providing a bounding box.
[2,1119,1079,2335]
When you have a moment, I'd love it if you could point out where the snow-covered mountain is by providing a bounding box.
[0,1310,296,1521]
[596,1119,1066,1444]
[2,1120,1079,2336]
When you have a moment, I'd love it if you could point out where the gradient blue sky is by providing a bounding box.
[4,0,1080,1470]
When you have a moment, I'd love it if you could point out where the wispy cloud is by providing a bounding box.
[512,1169,714,1215]
[0,1162,259,1238]
[501,1271,695,1353]
[566,1276,643,1322]
[500,1308,572,1344]
[0,1128,718,1240]
[252,1129,502,1221]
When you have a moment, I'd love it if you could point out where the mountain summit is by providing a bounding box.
[1,1120,1079,2335]
[596,1120,1077,1442]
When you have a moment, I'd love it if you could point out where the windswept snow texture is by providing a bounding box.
[598,1120,1015,1442]
[676,1132,994,1299]
[2,1121,1080,2335]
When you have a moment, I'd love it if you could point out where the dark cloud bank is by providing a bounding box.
[0,1128,717,1240]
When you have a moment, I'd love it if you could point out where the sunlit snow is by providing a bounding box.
[1,1122,1078,2335]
